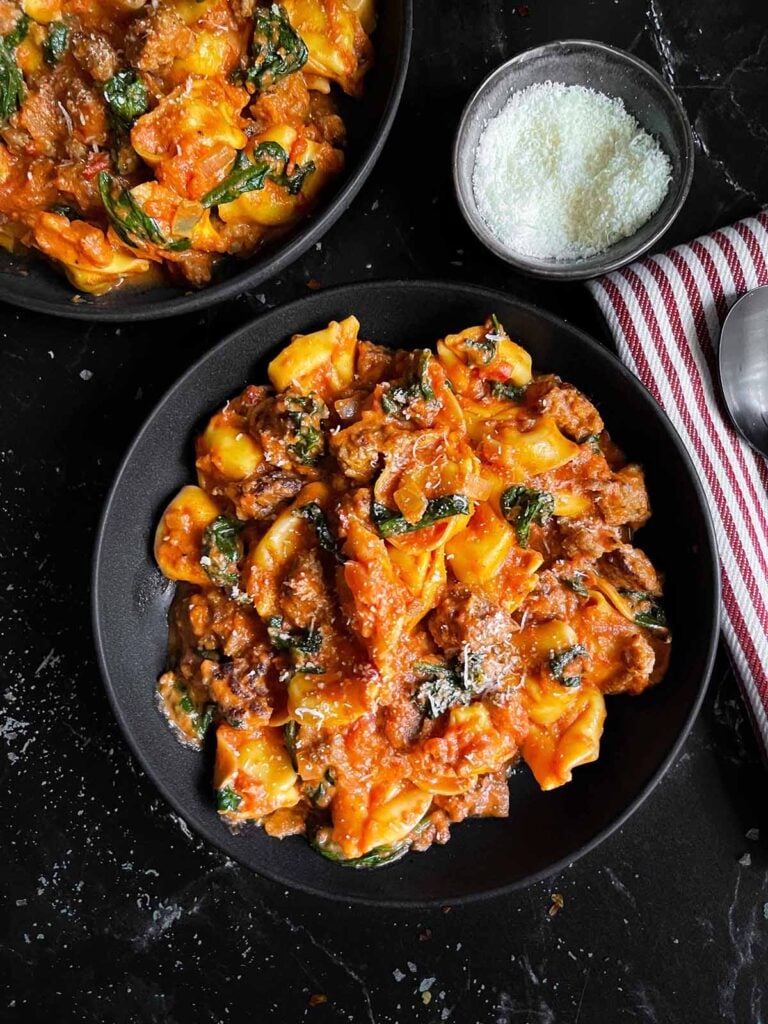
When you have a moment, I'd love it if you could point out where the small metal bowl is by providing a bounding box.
[453,39,695,281]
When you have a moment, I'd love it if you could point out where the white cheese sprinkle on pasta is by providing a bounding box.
[472,82,672,261]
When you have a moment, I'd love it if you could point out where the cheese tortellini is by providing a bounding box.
[155,314,670,866]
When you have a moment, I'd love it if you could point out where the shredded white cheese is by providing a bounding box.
[472,81,672,261]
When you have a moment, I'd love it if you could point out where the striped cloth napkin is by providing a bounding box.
[587,212,768,757]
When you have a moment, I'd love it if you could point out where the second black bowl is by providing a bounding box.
[0,2,412,321]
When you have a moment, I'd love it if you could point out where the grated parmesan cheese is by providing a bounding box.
[472,81,672,261]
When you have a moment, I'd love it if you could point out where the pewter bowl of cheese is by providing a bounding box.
[453,39,694,281]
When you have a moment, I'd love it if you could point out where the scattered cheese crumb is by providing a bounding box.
[473,81,672,260]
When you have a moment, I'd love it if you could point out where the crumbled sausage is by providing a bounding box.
[234,467,304,520]
[523,374,604,441]
[598,544,661,596]
[72,31,119,83]
[124,7,195,72]
[557,517,624,560]
[428,588,520,685]
[600,632,657,695]
[595,465,651,529]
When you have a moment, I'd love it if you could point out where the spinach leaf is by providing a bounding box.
[98,171,191,251]
[500,485,554,546]
[561,573,589,598]
[635,605,667,630]
[194,646,223,662]
[201,142,316,209]
[216,786,242,812]
[296,501,343,563]
[311,819,429,869]
[50,203,82,220]
[202,143,277,207]
[490,312,504,337]
[284,720,299,771]
[308,767,336,806]
[414,650,485,719]
[284,393,325,466]
[201,515,244,589]
[0,33,25,125]
[103,69,148,129]
[465,315,504,365]
[273,156,316,195]
[582,432,602,453]
[289,426,322,465]
[620,589,668,631]
[248,3,308,91]
[5,14,28,49]
[177,686,215,738]
[489,380,526,402]
[381,349,436,415]
[294,662,324,675]
[549,644,588,687]
[267,615,322,656]
[371,494,469,539]
[43,21,69,65]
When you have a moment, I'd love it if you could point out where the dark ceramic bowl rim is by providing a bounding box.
[91,279,720,906]
[452,39,696,281]
[0,4,412,322]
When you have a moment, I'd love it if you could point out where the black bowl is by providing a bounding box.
[0,4,412,322]
[92,280,720,905]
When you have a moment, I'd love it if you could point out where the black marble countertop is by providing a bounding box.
[2,2,768,1022]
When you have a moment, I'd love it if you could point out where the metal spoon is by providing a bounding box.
[719,285,768,458]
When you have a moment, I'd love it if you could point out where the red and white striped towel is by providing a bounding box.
[587,212,768,757]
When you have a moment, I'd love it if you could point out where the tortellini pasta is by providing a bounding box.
[155,315,670,865]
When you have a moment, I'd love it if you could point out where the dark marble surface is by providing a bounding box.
[2,2,768,1022]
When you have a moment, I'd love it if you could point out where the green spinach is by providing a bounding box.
[267,615,322,656]
[177,686,215,738]
[296,501,343,563]
[216,786,242,812]
[489,380,526,402]
[465,314,504,365]
[380,349,436,415]
[5,14,28,49]
[103,69,148,128]
[284,720,299,771]
[283,393,325,466]
[620,589,668,631]
[201,515,244,589]
[0,18,26,125]
[561,573,589,598]
[98,172,191,252]
[549,644,588,687]
[247,3,308,91]
[311,819,429,869]
[500,485,554,546]
[43,21,69,65]
[50,203,82,220]
[371,494,469,539]
[413,650,484,719]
